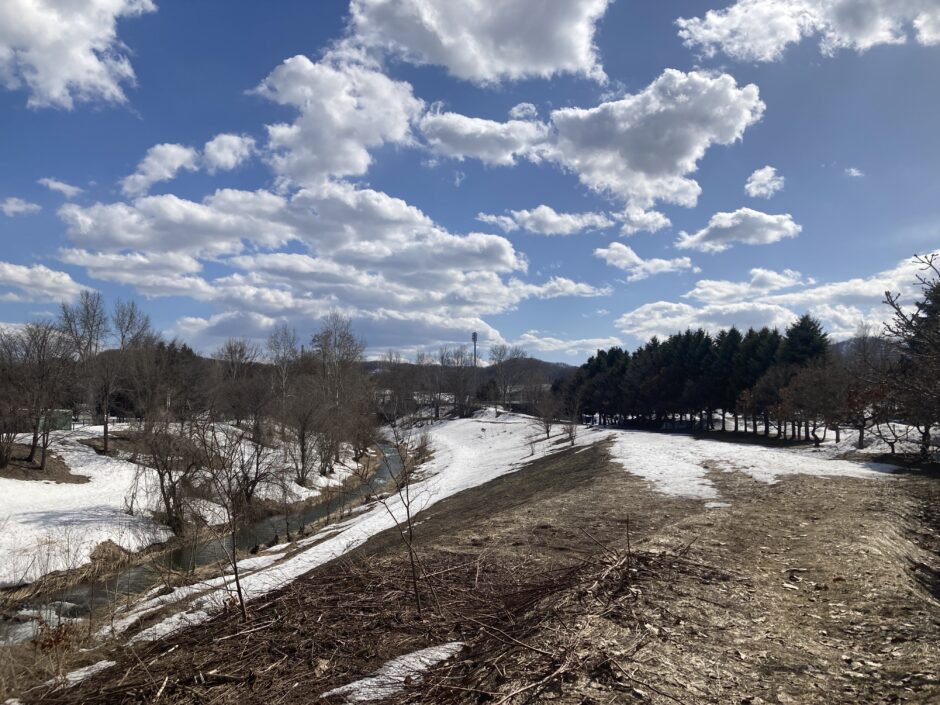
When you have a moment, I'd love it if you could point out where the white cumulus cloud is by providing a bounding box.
[419,109,548,166]
[0,261,85,302]
[675,207,802,253]
[120,144,201,197]
[348,0,612,84]
[745,165,784,198]
[677,0,940,63]
[594,242,695,281]
[203,134,256,173]
[38,177,83,199]
[477,205,613,235]
[1,197,41,216]
[254,54,424,188]
[418,69,765,233]
[614,252,939,344]
[0,0,155,109]
[546,70,765,209]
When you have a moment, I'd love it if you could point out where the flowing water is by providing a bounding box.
[0,445,401,644]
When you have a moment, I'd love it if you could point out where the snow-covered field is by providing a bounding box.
[605,430,895,500]
[0,424,365,588]
[0,427,171,588]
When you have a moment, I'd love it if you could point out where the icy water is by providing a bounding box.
[0,445,401,644]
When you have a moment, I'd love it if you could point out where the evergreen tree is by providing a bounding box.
[778,314,829,367]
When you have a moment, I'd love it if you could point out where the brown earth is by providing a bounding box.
[14,436,940,704]
[0,443,87,484]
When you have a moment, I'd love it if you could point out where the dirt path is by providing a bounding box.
[21,437,940,704]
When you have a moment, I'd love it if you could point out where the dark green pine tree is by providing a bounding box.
[778,314,830,367]
[712,327,742,430]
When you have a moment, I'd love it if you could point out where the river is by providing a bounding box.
[0,444,401,644]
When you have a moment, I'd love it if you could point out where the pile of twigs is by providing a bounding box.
[32,535,734,705]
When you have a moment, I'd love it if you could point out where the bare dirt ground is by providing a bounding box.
[0,443,87,483]
[18,436,940,704]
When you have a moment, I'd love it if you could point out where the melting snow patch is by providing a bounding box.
[607,430,895,501]
[44,660,116,688]
[321,642,463,702]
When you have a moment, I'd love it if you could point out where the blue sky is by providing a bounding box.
[1,0,938,360]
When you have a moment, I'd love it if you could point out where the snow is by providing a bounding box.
[605,429,896,500]
[321,642,463,702]
[0,427,172,588]
[0,423,364,588]
[45,660,116,688]
[94,411,896,646]
[107,410,602,641]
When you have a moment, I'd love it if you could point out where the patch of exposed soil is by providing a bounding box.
[0,443,87,484]
[78,432,143,459]
[15,438,940,704]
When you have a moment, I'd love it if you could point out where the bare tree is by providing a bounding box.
[216,338,262,383]
[533,392,559,440]
[884,254,940,459]
[267,323,298,431]
[141,414,201,535]
[0,328,26,469]
[489,343,528,413]
[58,290,108,365]
[59,291,110,447]
[283,374,321,486]
[214,338,264,427]
[449,345,476,417]
[309,312,371,473]
[367,419,433,615]
[20,322,73,469]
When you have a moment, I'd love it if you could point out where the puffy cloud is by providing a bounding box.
[683,267,807,303]
[120,143,200,197]
[418,109,548,166]
[476,212,518,232]
[744,165,784,198]
[508,102,538,120]
[348,0,611,84]
[675,208,801,253]
[254,55,424,187]
[614,252,939,344]
[1,197,40,216]
[616,300,798,341]
[203,134,256,172]
[616,206,672,235]
[513,330,624,357]
[0,0,155,109]
[594,242,696,281]
[545,69,764,210]
[420,69,764,230]
[0,261,86,303]
[845,167,865,178]
[59,189,296,257]
[57,179,607,350]
[677,0,940,63]
[37,177,83,199]
[477,204,613,235]
[58,249,213,299]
